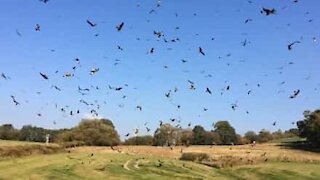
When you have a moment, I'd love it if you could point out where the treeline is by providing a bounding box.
[1,108,319,147]
[124,121,298,146]
[0,124,67,142]
[0,119,120,147]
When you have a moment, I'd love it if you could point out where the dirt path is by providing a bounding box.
[123,160,131,170]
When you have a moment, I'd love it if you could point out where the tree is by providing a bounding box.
[58,118,120,146]
[214,121,237,145]
[272,129,284,140]
[204,131,221,145]
[258,129,273,143]
[297,109,320,146]
[0,124,19,140]
[19,125,47,142]
[192,125,207,145]
[180,129,194,146]
[244,131,259,143]
[124,135,154,145]
[154,124,181,146]
[284,128,299,137]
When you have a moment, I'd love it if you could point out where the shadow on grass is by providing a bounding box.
[277,141,320,153]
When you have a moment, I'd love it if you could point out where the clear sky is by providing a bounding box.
[0,0,319,138]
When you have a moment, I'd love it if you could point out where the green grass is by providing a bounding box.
[0,152,223,180]
[0,152,320,180]
[0,140,47,146]
[1,140,320,179]
[218,162,320,180]
[268,137,306,144]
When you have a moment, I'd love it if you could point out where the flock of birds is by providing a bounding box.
[0,0,319,139]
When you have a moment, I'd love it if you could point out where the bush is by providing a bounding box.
[124,135,154,145]
[180,152,211,162]
[0,144,63,158]
[58,118,120,146]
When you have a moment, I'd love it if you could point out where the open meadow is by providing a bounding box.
[1,140,320,179]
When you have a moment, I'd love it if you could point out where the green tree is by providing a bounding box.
[124,135,154,145]
[244,131,259,143]
[0,124,19,140]
[258,129,273,143]
[180,129,194,146]
[192,125,207,145]
[154,124,181,146]
[58,118,120,146]
[297,109,320,146]
[214,121,237,145]
[19,125,47,142]
[204,131,221,145]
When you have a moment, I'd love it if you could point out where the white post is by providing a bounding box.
[46,134,50,145]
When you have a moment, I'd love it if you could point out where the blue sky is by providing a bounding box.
[0,0,319,138]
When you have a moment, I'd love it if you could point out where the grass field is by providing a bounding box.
[1,141,320,179]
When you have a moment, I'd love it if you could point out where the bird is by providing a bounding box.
[1,73,8,79]
[15,29,22,37]
[35,24,41,31]
[153,31,163,38]
[272,121,277,126]
[290,89,300,98]
[90,68,99,75]
[261,8,276,16]
[159,120,163,126]
[51,85,61,91]
[39,0,49,3]
[205,87,212,94]
[245,18,252,23]
[136,106,142,111]
[231,104,237,111]
[10,95,20,105]
[63,73,74,78]
[116,22,124,31]
[125,133,130,137]
[134,128,139,135]
[86,20,97,27]
[288,41,301,50]
[39,72,49,80]
[199,47,205,55]
[165,90,171,98]
[181,59,187,63]
[117,45,123,51]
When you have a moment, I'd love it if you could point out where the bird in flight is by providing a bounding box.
[290,89,300,99]
[86,20,97,27]
[199,47,205,56]
[39,72,49,80]
[288,41,301,50]
[116,22,124,31]
[261,8,276,16]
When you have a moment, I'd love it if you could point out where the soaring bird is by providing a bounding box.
[205,87,212,94]
[288,41,301,50]
[39,72,49,80]
[199,47,205,56]
[86,20,97,27]
[290,89,300,98]
[261,8,276,16]
[116,22,124,31]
